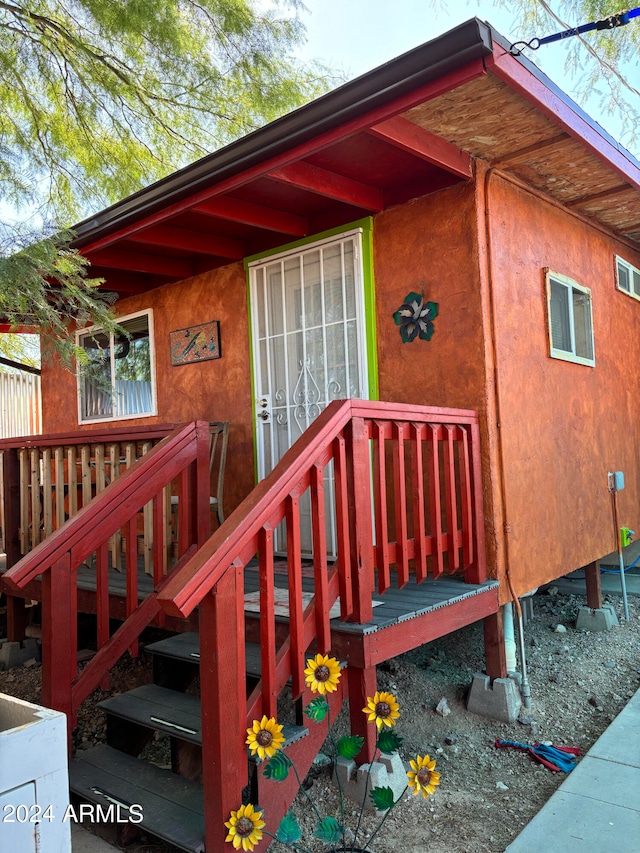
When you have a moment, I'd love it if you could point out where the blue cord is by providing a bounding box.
[567,550,640,579]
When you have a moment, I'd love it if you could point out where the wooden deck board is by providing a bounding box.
[2,552,499,637]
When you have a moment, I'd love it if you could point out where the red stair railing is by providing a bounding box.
[2,420,211,735]
[157,399,486,851]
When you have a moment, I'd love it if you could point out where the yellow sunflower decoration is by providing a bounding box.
[304,653,342,695]
[407,754,441,798]
[246,715,285,760]
[224,803,266,850]
[363,690,401,730]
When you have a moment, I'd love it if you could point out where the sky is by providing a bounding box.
[295,0,638,157]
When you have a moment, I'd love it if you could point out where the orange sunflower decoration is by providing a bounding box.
[224,803,265,850]
[246,715,285,761]
[363,690,400,730]
[407,754,441,798]
[304,653,342,695]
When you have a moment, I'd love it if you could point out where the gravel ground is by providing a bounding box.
[1,586,639,853]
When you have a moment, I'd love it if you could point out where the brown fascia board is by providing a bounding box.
[72,18,494,248]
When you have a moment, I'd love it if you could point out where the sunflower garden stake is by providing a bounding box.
[225,653,441,852]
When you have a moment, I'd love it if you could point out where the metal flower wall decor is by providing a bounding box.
[393,286,439,343]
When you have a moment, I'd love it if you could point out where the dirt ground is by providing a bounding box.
[1,586,639,853]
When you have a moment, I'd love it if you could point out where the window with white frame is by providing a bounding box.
[616,256,640,300]
[77,310,157,423]
[546,271,595,366]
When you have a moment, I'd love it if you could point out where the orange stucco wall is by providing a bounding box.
[371,183,500,579]
[41,174,640,599]
[41,262,256,516]
[486,173,640,595]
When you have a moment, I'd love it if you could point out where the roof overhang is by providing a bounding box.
[71,18,640,296]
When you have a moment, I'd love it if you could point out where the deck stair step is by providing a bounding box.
[146,633,264,681]
[99,683,308,749]
[69,742,205,853]
[100,684,204,744]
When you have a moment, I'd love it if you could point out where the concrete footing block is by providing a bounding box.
[466,673,522,723]
[575,603,619,632]
[0,638,40,670]
[334,751,406,812]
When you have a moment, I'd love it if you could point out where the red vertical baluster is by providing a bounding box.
[373,420,390,593]
[393,421,410,587]
[310,462,331,653]
[443,425,460,572]
[126,515,139,657]
[286,491,305,697]
[428,424,444,578]
[96,541,110,690]
[347,417,374,625]
[467,419,487,583]
[332,433,352,619]
[259,527,277,719]
[458,426,474,569]
[411,423,428,583]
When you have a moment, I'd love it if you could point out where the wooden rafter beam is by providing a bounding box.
[77,61,486,257]
[367,116,472,178]
[193,196,308,237]
[88,269,163,294]
[492,133,571,168]
[565,184,634,208]
[128,225,245,259]
[89,250,192,279]
[267,162,384,211]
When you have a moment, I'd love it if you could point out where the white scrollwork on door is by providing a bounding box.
[274,388,288,426]
[293,359,323,428]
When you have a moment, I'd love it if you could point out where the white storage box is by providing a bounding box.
[0,693,71,852]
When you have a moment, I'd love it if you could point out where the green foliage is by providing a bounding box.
[313,815,343,845]
[0,227,119,367]
[262,751,291,782]
[369,785,396,812]
[276,813,302,844]
[0,0,330,220]
[305,696,329,722]
[377,729,403,755]
[0,1,333,358]
[336,735,364,760]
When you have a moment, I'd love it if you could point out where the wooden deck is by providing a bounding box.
[1,551,499,663]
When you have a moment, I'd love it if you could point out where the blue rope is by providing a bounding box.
[510,8,640,55]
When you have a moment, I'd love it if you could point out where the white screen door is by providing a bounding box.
[249,229,369,555]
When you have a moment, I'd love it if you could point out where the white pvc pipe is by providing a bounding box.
[503,602,517,674]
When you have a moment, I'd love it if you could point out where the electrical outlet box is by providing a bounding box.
[608,471,625,491]
[620,527,635,548]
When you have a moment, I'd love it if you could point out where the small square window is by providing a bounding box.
[546,271,594,366]
[616,256,640,301]
[77,310,157,423]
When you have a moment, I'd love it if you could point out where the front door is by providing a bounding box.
[249,228,370,555]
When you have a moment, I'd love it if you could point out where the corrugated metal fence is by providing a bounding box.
[1,371,42,552]
[0,372,42,438]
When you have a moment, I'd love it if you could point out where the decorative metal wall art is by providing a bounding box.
[170,320,221,365]
[393,285,438,343]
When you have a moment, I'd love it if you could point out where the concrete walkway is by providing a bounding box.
[505,687,640,853]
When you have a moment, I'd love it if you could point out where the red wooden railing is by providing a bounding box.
[157,399,486,851]
[2,421,211,728]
